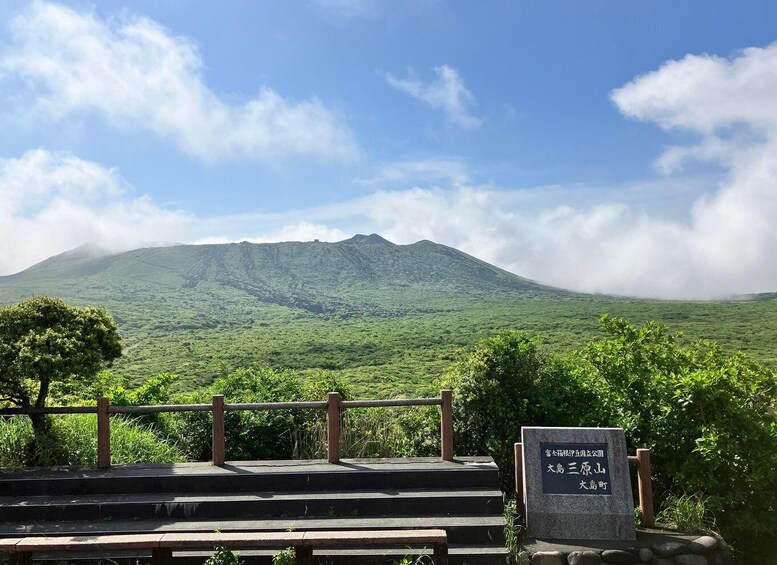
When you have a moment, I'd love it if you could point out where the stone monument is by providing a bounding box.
[521,426,636,540]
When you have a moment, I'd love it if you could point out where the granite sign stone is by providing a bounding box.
[522,427,635,541]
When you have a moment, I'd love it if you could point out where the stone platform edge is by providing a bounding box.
[524,531,731,565]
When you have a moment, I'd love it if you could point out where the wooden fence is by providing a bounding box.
[0,390,455,469]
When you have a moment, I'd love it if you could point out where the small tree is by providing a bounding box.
[0,296,122,439]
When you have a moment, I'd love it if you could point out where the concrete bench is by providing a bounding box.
[0,529,449,565]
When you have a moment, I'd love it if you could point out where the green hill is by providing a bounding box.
[2,236,776,395]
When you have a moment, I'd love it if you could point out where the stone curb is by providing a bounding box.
[523,535,731,565]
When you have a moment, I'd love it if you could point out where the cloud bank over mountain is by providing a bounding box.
[0,149,189,275]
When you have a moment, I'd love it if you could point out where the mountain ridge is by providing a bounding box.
[0,235,570,312]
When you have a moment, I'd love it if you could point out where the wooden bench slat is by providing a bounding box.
[301,529,447,546]
[158,532,305,548]
[1,529,448,557]
[0,538,23,551]
[13,534,165,551]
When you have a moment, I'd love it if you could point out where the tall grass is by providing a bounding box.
[0,414,184,468]
[0,417,33,468]
[656,493,717,534]
[293,406,439,460]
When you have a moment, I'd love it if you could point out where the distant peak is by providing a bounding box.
[341,234,394,245]
[60,243,112,259]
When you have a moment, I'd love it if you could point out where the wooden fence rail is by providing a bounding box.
[1,390,455,469]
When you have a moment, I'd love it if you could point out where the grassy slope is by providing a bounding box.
[1,236,776,396]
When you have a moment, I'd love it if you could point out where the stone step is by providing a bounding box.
[0,515,506,546]
[0,458,507,563]
[0,458,500,497]
[0,488,504,522]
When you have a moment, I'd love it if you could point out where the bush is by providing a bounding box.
[294,405,440,460]
[583,316,777,562]
[205,547,243,565]
[440,330,600,491]
[442,319,776,562]
[162,367,315,461]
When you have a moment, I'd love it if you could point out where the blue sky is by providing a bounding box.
[2,0,777,298]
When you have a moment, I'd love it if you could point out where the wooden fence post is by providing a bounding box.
[514,442,525,517]
[97,397,110,469]
[327,392,340,463]
[637,448,655,527]
[440,389,454,461]
[212,395,225,466]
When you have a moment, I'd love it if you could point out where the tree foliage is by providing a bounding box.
[584,315,777,560]
[0,296,121,435]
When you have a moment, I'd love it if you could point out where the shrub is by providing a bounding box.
[294,405,440,460]
[163,367,315,461]
[205,547,243,565]
[583,315,777,562]
[294,372,440,460]
[440,330,600,491]
[271,547,295,565]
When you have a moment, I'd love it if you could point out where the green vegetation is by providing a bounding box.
[440,330,600,490]
[297,405,440,460]
[503,497,524,564]
[391,555,433,565]
[271,548,295,565]
[582,317,776,561]
[0,416,30,468]
[446,317,775,564]
[1,315,774,562]
[0,296,121,448]
[205,547,244,565]
[0,414,183,467]
[656,493,717,535]
[1,239,777,397]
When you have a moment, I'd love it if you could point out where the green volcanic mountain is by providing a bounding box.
[1,235,776,395]
[0,234,573,329]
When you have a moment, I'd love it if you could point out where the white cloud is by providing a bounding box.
[0,149,190,275]
[1,1,357,162]
[611,45,777,134]
[386,65,482,128]
[193,222,348,246]
[204,34,777,301]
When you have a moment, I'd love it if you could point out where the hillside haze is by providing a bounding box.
[1,235,776,395]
